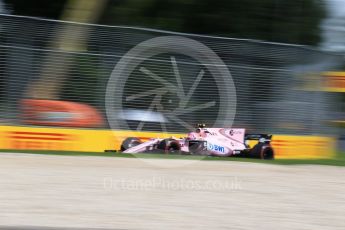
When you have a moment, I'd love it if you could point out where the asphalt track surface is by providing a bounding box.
[0,153,344,230]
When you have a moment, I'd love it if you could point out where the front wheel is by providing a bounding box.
[157,138,181,154]
[120,137,142,151]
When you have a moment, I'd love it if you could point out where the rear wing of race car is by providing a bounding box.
[244,134,272,144]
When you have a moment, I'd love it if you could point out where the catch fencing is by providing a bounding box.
[0,14,343,135]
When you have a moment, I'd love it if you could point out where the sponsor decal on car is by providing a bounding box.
[233,150,241,155]
[207,143,225,153]
[229,129,242,136]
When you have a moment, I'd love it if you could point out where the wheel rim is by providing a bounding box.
[263,148,274,159]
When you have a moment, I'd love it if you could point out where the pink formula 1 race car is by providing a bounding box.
[114,124,274,159]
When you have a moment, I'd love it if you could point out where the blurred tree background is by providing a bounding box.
[4,0,327,46]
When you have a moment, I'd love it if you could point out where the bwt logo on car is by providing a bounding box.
[207,143,225,153]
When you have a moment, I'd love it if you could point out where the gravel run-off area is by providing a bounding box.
[0,153,344,230]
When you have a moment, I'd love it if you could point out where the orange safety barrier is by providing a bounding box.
[21,99,104,128]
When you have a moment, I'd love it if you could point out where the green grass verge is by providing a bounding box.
[0,149,345,166]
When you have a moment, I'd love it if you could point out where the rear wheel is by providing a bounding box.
[121,137,142,151]
[261,146,274,160]
[250,143,274,160]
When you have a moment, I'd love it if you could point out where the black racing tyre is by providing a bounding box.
[157,138,181,154]
[250,143,274,160]
[120,137,142,151]
[261,146,274,160]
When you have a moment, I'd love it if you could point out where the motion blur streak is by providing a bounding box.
[25,0,108,100]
